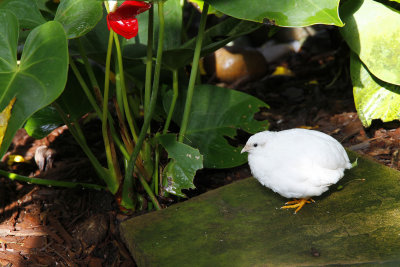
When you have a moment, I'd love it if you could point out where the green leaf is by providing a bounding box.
[83,7,260,71]
[0,10,68,156]
[157,0,183,51]
[163,18,261,70]
[351,52,400,127]
[35,0,58,14]
[69,10,109,58]
[340,0,400,86]
[24,106,63,139]
[122,0,183,58]
[158,134,203,197]
[123,9,261,69]
[204,0,343,27]
[24,59,102,139]
[164,84,269,168]
[0,0,46,29]
[54,0,103,39]
[57,61,103,119]
[187,0,223,16]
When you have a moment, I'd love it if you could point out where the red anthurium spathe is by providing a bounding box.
[107,1,152,39]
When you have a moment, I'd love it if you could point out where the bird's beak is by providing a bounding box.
[241,145,251,154]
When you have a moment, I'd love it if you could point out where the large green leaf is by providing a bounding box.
[69,10,109,59]
[123,11,261,70]
[162,18,261,70]
[0,0,46,29]
[122,0,183,58]
[187,0,223,16]
[164,84,269,168]
[35,0,58,14]
[25,61,99,139]
[158,134,203,197]
[56,65,101,119]
[54,0,103,39]
[157,0,182,51]
[162,17,261,70]
[24,106,63,139]
[340,0,400,86]
[80,6,260,71]
[351,52,400,127]
[84,2,208,61]
[204,0,343,27]
[0,10,68,156]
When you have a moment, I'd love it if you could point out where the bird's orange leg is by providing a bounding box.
[281,198,314,213]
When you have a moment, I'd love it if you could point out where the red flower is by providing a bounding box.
[107,1,152,39]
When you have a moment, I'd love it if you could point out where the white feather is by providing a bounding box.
[243,129,351,199]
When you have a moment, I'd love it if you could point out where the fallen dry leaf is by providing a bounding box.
[0,97,16,148]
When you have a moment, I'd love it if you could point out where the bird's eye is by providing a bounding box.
[253,143,258,147]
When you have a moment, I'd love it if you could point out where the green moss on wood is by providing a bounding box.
[120,151,400,266]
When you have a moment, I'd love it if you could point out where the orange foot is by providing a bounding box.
[281,198,315,214]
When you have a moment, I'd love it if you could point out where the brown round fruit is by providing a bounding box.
[204,47,268,83]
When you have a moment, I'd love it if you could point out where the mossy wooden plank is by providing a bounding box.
[120,151,400,266]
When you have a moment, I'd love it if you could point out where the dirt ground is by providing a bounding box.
[1,26,400,266]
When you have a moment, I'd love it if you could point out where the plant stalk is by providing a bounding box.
[113,33,138,142]
[178,3,209,142]
[76,38,102,103]
[102,29,119,194]
[115,56,125,120]
[153,143,159,195]
[142,5,155,183]
[53,103,114,190]
[69,55,129,160]
[69,56,102,118]
[0,169,105,190]
[145,5,154,113]
[163,69,179,134]
[122,1,165,211]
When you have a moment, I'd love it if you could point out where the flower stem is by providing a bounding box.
[145,6,154,113]
[69,56,102,117]
[153,143,159,195]
[113,33,138,143]
[178,3,209,142]
[163,69,179,134]
[139,174,160,210]
[115,59,125,120]
[122,1,165,211]
[102,30,119,194]
[0,169,105,190]
[142,6,155,181]
[69,54,129,160]
[76,38,102,104]
[53,103,114,190]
